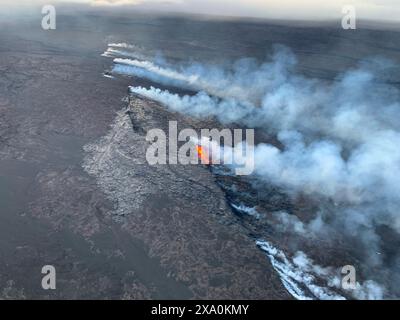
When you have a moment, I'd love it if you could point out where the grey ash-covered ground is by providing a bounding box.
[1,5,400,299]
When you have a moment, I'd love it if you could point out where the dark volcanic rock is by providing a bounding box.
[82,94,290,299]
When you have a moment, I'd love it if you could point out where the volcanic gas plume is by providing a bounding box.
[104,43,400,299]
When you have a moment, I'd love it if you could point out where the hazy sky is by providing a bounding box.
[4,0,400,21]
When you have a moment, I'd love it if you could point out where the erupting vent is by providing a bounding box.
[196,145,210,164]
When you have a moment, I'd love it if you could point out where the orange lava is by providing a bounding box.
[196,145,210,164]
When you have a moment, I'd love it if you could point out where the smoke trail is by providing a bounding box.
[108,43,142,50]
[128,53,400,145]
[102,42,148,60]
[256,240,384,300]
[112,45,400,298]
[114,45,299,104]
[130,86,255,123]
[114,58,199,88]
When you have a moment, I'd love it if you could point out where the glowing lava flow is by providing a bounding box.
[196,145,210,164]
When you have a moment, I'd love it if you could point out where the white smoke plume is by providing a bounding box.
[114,58,199,88]
[110,44,400,298]
[102,43,147,60]
[231,203,261,219]
[113,46,300,103]
[256,240,384,300]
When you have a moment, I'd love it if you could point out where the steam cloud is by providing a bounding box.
[109,44,400,298]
